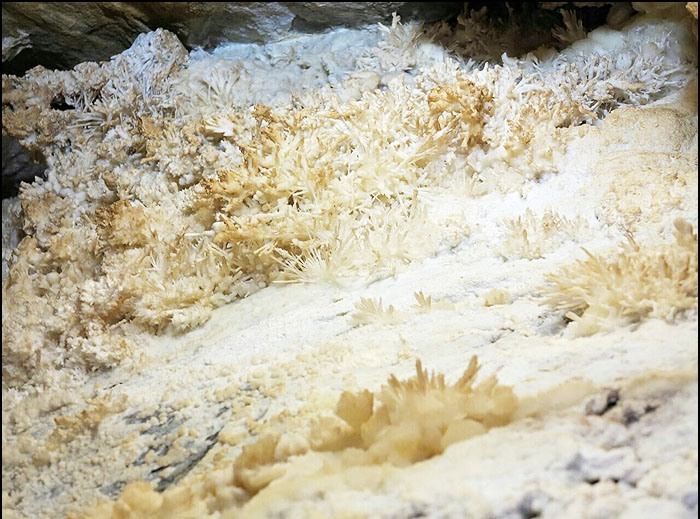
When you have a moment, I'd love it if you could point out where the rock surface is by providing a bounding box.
[9,2,689,198]
[1,136,45,198]
[1,7,697,517]
[1,2,464,73]
[0,1,464,198]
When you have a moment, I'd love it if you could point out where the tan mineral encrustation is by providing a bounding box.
[1,3,698,519]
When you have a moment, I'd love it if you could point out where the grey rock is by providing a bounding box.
[287,2,464,31]
[2,197,23,281]
[565,446,640,485]
[0,2,463,198]
[2,29,31,62]
[1,136,46,198]
[682,491,698,511]
[1,2,464,73]
[2,2,152,72]
[135,2,297,47]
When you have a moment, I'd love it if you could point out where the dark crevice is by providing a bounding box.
[1,136,47,198]
[49,98,74,111]
[153,428,223,492]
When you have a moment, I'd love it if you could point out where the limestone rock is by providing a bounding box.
[1,2,464,73]
[1,136,45,198]
[287,2,463,31]
[1,2,151,72]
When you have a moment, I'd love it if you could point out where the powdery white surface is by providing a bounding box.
[10,103,693,518]
[184,27,384,107]
[1,11,698,519]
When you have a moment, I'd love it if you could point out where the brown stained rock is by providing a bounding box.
[687,2,698,42]
[688,2,699,19]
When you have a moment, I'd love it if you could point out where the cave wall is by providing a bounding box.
[1,2,465,74]
[2,2,695,197]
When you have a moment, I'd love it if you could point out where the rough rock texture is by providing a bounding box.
[0,2,650,74]
[0,1,462,198]
[1,136,45,198]
[1,7,697,518]
[0,2,463,73]
[3,11,695,389]
[1,3,151,73]
[5,1,688,198]
[287,2,463,31]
